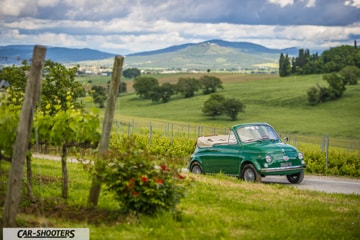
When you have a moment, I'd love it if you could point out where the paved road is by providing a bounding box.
[33,153,360,195]
[262,175,360,195]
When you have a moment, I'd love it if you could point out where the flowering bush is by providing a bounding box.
[100,135,190,216]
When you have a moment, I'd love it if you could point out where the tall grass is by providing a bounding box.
[1,159,359,239]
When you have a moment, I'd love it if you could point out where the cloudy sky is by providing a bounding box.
[0,0,359,54]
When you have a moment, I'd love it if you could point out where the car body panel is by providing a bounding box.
[189,122,306,180]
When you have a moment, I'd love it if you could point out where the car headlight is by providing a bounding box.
[298,152,304,160]
[265,155,272,163]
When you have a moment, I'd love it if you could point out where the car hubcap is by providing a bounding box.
[244,169,255,181]
[192,165,201,174]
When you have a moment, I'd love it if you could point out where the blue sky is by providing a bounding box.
[0,0,359,54]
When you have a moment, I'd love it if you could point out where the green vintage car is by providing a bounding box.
[188,122,306,184]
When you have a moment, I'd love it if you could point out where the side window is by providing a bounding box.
[228,130,237,144]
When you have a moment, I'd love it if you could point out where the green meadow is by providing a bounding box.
[1,73,359,239]
[80,73,360,138]
[1,159,360,240]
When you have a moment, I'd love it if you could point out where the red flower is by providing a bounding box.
[141,176,148,183]
[160,165,167,171]
[178,175,185,179]
[156,178,164,184]
[133,191,138,196]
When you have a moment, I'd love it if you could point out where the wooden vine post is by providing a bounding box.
[3,45,47,227]
[88,55,124,206]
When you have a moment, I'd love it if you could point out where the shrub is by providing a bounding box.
[100,135,191,216]
[299,144,360,177]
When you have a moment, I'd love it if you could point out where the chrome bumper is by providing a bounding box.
[260,165,306,173]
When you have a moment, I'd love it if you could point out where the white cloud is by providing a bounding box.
[0,0,359,54]
[344,0,360,8]
[268,0,317,8]
[0,0,34,17]
[267,0,294,7]
[305,0,316,7]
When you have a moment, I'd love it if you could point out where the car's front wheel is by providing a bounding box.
[241,164,261,182]
[286,171,304,184]
[190,162,203,174]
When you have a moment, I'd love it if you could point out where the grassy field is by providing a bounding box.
[1,159,359,239]
[79,73,360,138]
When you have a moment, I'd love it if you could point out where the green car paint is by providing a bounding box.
[188,122,306,184]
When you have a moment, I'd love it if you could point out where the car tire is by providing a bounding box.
[190,163,203,174]
[241,164,261,182]
[286,171,304,184]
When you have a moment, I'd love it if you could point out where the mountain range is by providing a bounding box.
[0,40,300,70]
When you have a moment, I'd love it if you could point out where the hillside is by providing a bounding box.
[0,40,298,70]
[79,40,298,70]
[96,73,359,138]
[0,45,116,65]
[123,42,281,71]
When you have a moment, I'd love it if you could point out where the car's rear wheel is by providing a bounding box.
[241,164,261,182]
[286,171,304,184]
[190,163,203,174]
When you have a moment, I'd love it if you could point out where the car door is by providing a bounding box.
[202,132,242,175]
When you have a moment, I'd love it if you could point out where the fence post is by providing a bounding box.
[149,122,152,147]
[325,135,329,169]
[321,135,325,152]
[88,55,124,207]
[171,123,174,144]
[35,127,39,153]
[3,45,46,227]
[127,122,130,136]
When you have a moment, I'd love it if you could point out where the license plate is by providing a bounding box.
[281,162,292,167]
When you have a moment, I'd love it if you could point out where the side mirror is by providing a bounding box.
[284,137,289,144]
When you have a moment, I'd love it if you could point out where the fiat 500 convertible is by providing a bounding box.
[188,122,306,184]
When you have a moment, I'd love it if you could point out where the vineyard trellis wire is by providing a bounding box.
[33,119,360,155]
[112,119,360,154]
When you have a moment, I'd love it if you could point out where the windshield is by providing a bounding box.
[237,125,280,143]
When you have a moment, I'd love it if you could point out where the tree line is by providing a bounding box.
[279,42,360,105]
[132,75,245,120]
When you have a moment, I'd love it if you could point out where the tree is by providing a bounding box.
[279,44,360,76]
[223,98,245,121]
[150,83,176,103]
[321,45,359,72]
[307,86,320,106]
[323,73,346,99]
[123,68,141,79]
[176,77,200,98]
[294,49,310,74]
[339,66,360,85]
[119,81,127,94]
[307,73,347,105]
[40,60,84,115]
[90,86,107,108]
[279,53,291,77]
[0,60,29,90]
[133,76,159,99]
[199,75,223,94]
[307,84,331,106]
[0,61,30,107]
[202,94,225,118]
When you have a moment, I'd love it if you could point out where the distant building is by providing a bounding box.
[0,80,11,91]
